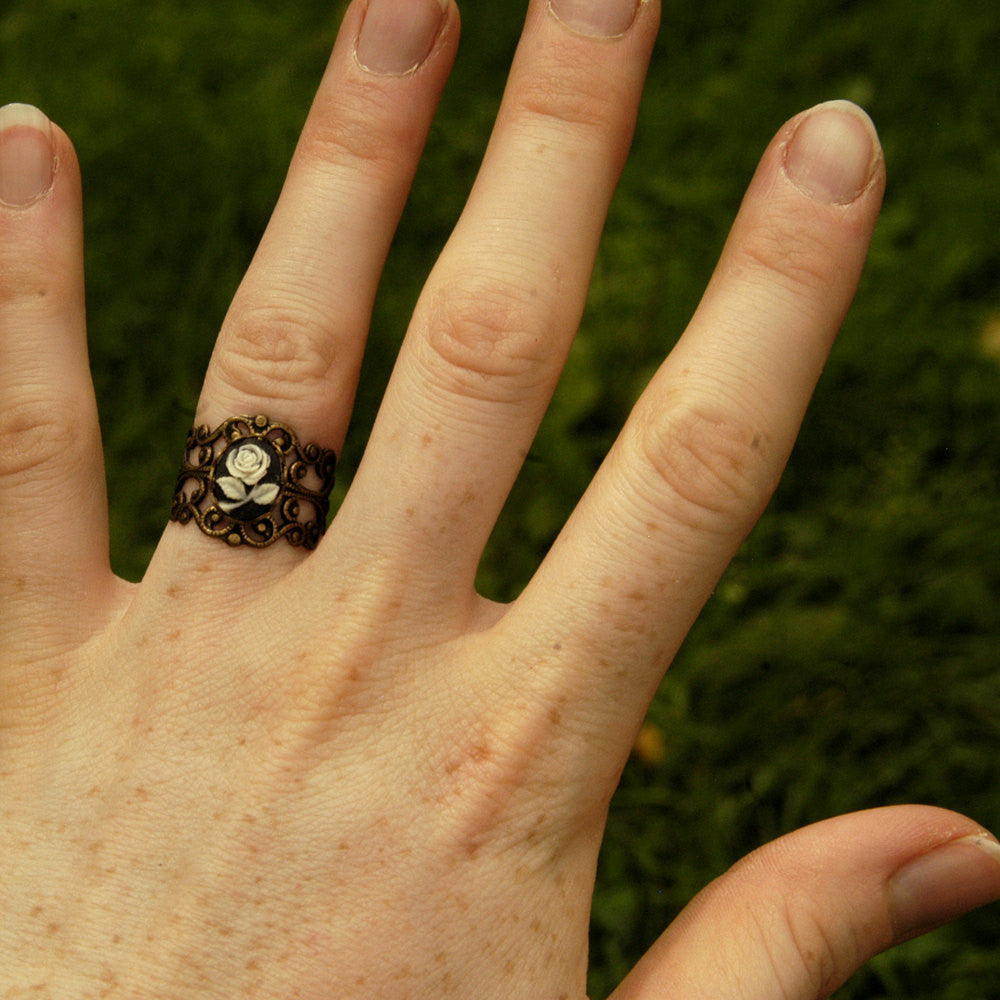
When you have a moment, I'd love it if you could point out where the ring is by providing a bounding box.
[169,415,337,549]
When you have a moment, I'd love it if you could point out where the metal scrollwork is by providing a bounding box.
[169,415,337,549]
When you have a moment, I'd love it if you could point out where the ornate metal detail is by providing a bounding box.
[169,415,336,549]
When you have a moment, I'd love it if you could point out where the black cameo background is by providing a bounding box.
[212,438,284,523]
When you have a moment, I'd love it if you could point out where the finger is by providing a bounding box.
[155,0,458,571]
[200,0,456,440]
[610,806,1000,1000]
[0,104,117,656]
[332,0,660,602]
[510,102,885,765]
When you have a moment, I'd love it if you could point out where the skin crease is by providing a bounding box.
[2,1,1000,999]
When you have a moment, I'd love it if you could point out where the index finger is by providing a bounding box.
[509,101,886,772]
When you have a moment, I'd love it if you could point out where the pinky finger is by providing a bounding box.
[0,106,116,656]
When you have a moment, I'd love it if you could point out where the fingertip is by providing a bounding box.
[0,104,81,212]
[354,0,451,76]
[0,103,56,209]
[783,100,884,207]
[889,828,1000,942]
[353,0,459,77]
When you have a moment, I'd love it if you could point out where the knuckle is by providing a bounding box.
[214,304,339,408]
[778,895,864,998]
[0,397,82,481]
[0,271,45,311]
[629,397,770,533]
[297,83,420,178]
[431,705,573,857]
[514,55,623,135]
[737,214,842,293]
[419,277,557,402]
[0,252,65,314]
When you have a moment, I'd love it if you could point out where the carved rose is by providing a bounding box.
[228,442,269,485]
[216,442,280,513]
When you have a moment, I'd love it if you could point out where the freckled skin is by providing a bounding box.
[1,0,939,990]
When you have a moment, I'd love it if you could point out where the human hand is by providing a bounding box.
[2,0,999,998]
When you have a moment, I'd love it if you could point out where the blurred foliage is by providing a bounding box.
[2,0,999,996]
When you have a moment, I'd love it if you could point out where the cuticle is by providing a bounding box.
[354,0,450,78]
[547,0,645,41]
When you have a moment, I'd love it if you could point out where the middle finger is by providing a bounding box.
[332,0,660,604]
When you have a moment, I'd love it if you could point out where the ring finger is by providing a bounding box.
[154,0,458,571]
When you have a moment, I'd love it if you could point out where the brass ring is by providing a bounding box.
[169,415,336,549]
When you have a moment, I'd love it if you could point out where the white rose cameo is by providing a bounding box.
[212,439,282,520]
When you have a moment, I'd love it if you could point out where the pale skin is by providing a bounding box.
[2,0,999,997]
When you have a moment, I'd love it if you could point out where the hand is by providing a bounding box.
[2,1,998,997]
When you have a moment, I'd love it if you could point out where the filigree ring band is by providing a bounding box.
[169,415,337,549]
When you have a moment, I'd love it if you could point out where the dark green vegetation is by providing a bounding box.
[3,0,999,995]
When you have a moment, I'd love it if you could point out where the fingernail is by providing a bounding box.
[355,0,448,76]
[548,0,642,39]
[784,100,882,206]
[0,103,55,209]
[889,833,1000,939]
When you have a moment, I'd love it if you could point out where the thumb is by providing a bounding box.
[610,805,1000,1000]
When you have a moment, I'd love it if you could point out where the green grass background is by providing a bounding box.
[3,0,999,995]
